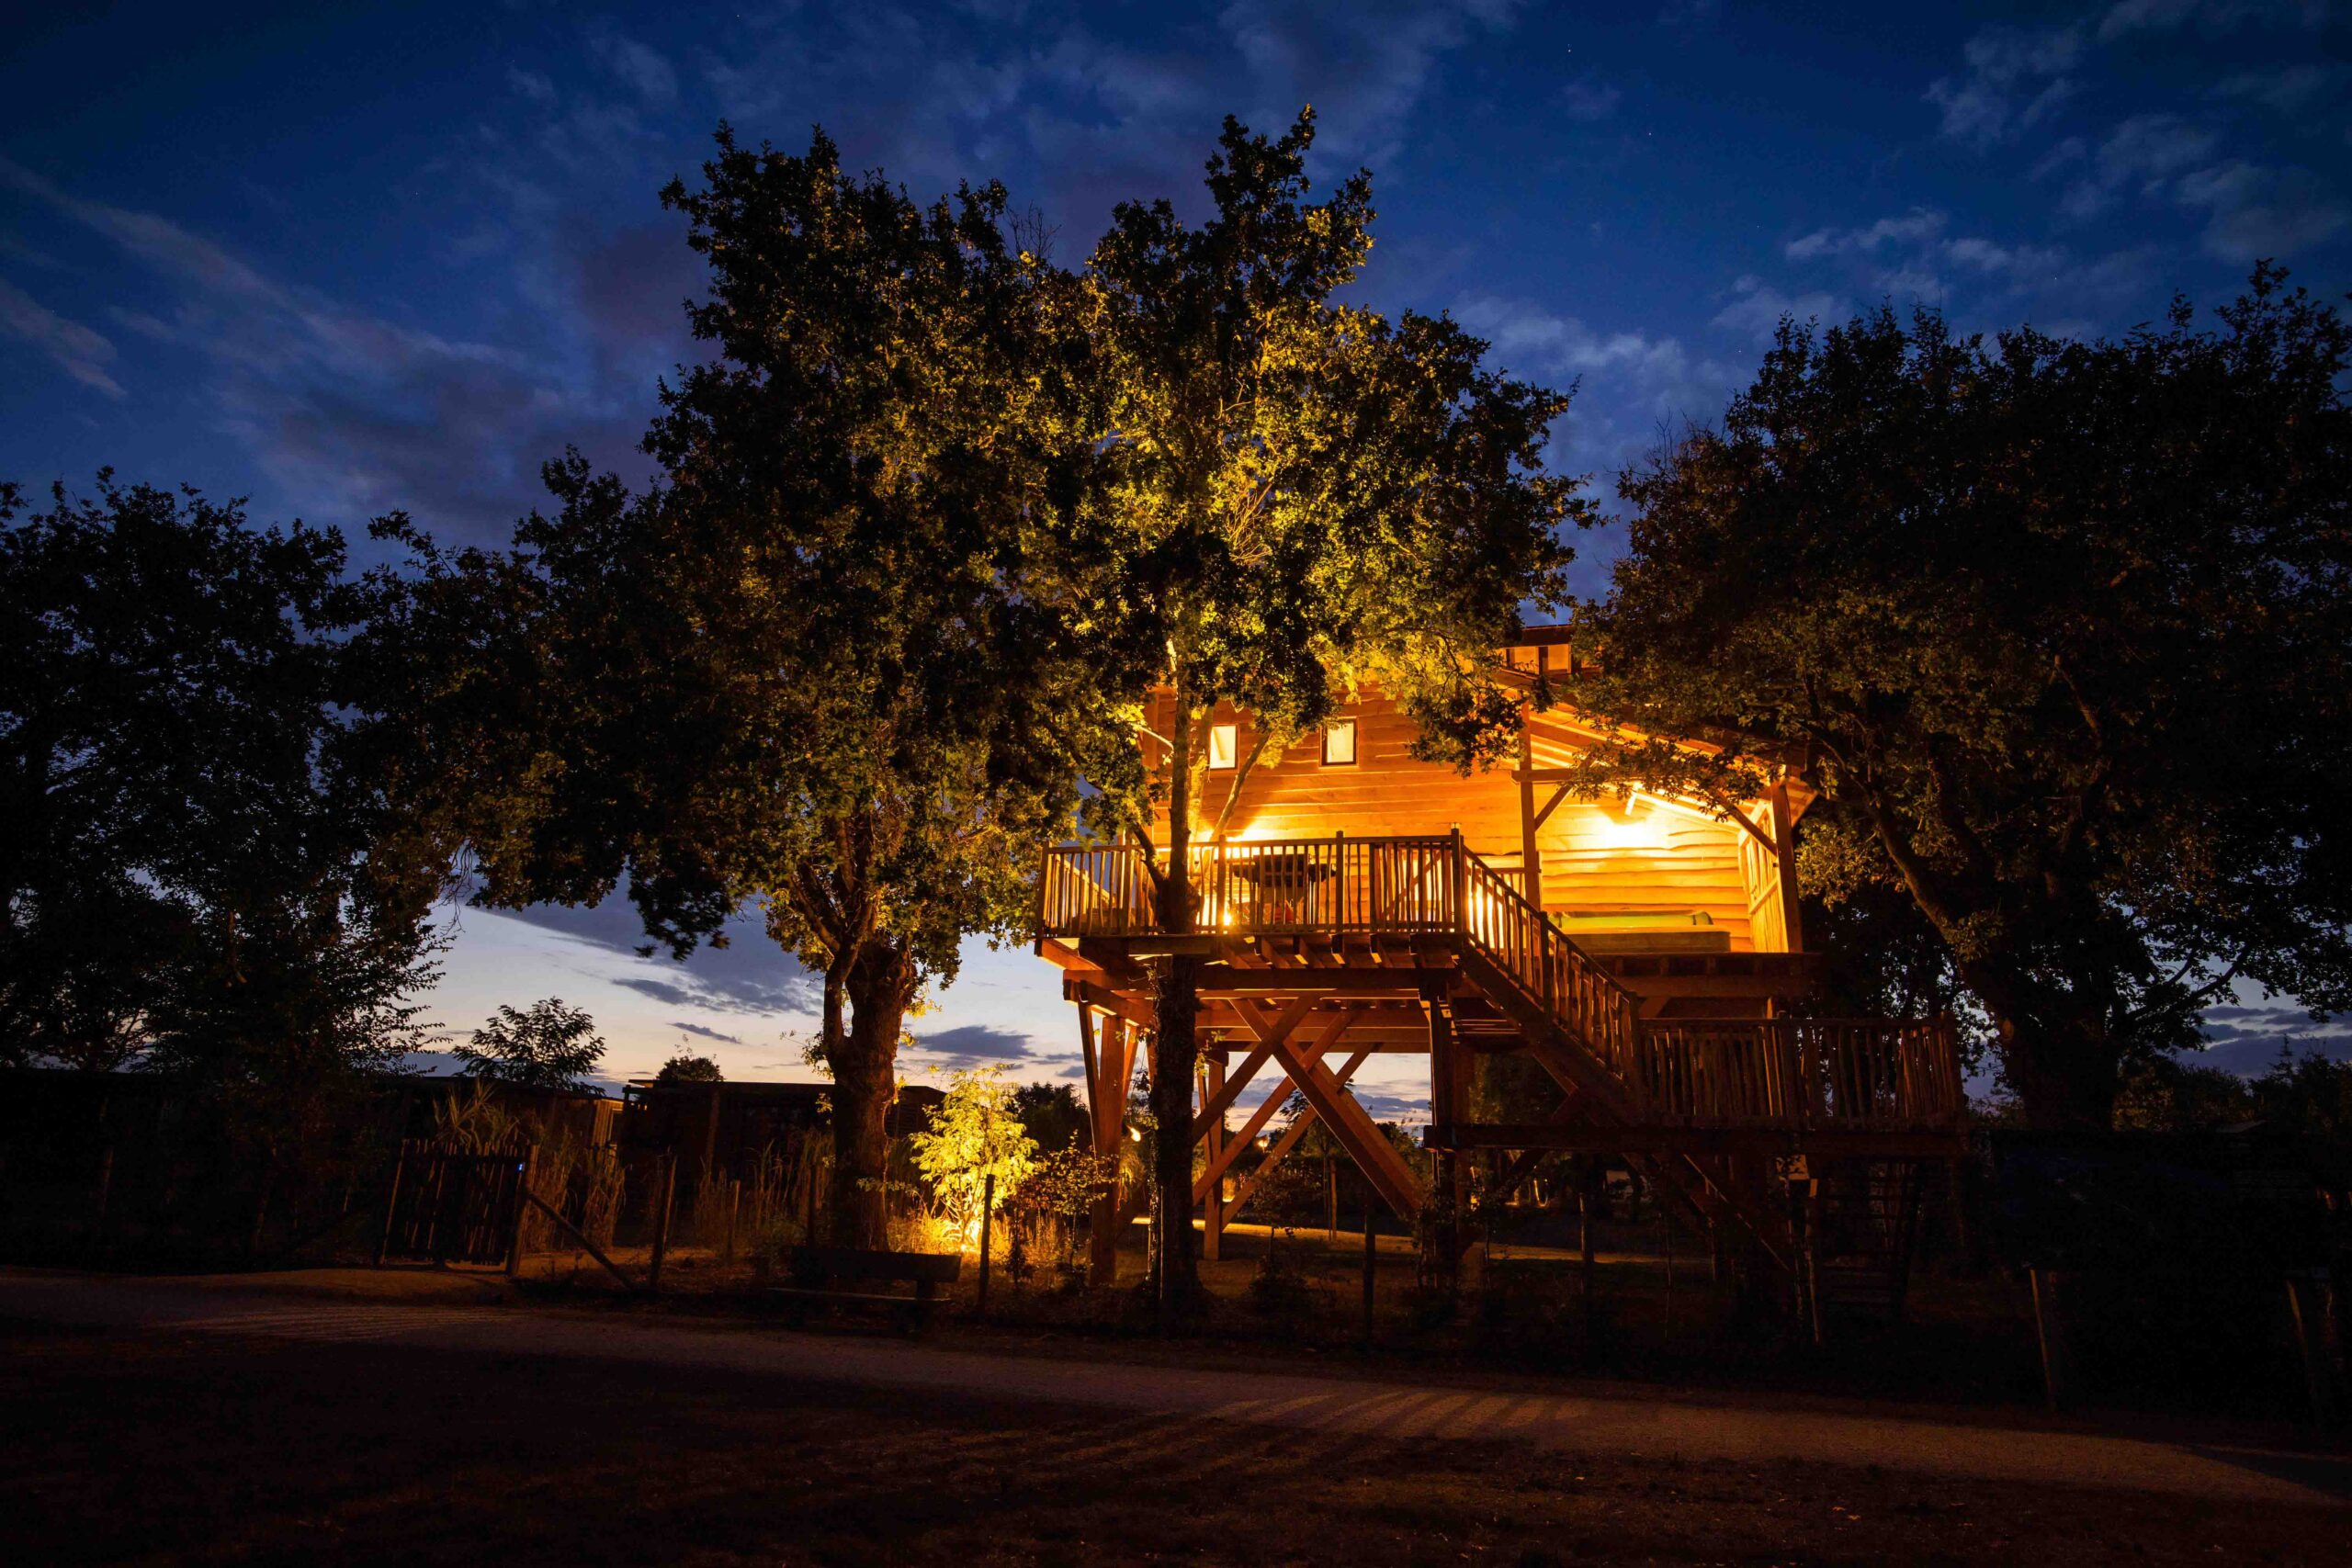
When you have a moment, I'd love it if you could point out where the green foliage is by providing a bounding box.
[653,1049,724,1085]
[0,474,440,1098]
[1069,110,1586,850]
[451,998,605,1091]
[1016,1140,1115,1223]
[1065,111,1586,1303]
[1566,269,2352,1130]
[1010,1081,1089,1153]
[907,1066,1038,1244]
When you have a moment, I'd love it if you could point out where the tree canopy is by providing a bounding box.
[452,998,606,1092]
[390,127,1113,1247]
[0,476,438,1090]
[1066,111,1585,1306]
[1564,269,2352,1131]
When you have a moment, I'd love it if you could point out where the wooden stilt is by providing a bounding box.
[1202,1056,1226,1263]
[2031,1267,2073,1413]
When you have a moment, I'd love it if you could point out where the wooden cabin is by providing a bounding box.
[1033,630,1963,1300]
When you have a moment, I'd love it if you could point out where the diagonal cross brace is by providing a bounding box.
[1229,1047,1374,1213]
[1238,999,1426,1218]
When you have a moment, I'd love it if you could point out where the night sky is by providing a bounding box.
[5,2,2347,1097]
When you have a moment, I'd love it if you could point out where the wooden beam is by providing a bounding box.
[1770,781,1805,954]
[1256,1020,1424,1218]
[1518,721,1544,913]
[1532,782,1575,832]
[1229,1048,1375,1214]
[1441,1124,1968,1158]
[1192,1060,1306,1202]
[1195,966,1431,997]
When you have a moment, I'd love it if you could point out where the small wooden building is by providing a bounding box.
[1035,630,1963,1295]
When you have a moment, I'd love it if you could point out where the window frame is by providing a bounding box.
[1206,722,1238,771]
[1320,719,1358,767]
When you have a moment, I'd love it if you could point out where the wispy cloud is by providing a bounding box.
[1557,73,1623,123]
[1784,208,1949,261]
[2211,62,2341,112]
[0,276,123,398]
[589,28,678,106]
[1925,25,2085,149]
[909,1023,1043,1067]
[1780,209,2066,312]
[1711,276,1848,344]
[0,145,667,542]
[2054,113,2222,218]
[2096,0,2331,42]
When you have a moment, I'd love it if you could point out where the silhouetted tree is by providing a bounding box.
[653,1049,724,1085]
[1010,1081,1089,1153]
[0,475,439,1087]
[452,998,605,1091]
[1566,270,2352,1131]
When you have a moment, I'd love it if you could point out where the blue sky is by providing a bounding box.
[5,1,2348,1097]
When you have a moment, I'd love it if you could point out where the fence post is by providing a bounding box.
[2286,1273,2341,1430]
[2031,1267,2074,1413]
[647,1153,677,1295]
[1361,1202,1377,1349]
[374,1140,411,1267]
[506,1145,539,1279]
[977,1171,996,1320]
[87,1146,115,1253]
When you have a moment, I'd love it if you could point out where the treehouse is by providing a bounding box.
[1033,629,1964,1303]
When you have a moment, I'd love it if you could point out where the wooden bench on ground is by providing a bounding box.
[768,1246,961,1328]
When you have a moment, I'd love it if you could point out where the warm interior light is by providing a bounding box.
[1207,723,1238,770]
[1591,795,1666,851]
[1321,719,1356,766]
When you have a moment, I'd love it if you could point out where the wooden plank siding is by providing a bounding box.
[1148,687,1784,953]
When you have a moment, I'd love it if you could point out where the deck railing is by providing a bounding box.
[1038,835,1960,1135]
[1460,847,1645,1090]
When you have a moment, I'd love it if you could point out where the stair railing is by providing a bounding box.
[1457,847,1645,1108]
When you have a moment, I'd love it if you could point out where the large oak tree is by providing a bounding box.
[391,130,1116,1247]
[1563,271,2352,1132]
[1070,113,1585,1309]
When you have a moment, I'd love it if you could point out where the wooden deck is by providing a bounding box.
[1038,835,1963,1152]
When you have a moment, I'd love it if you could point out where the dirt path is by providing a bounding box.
[5,1267,2345,1510]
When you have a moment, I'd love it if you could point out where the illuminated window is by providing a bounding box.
[1321,719,1356,766]
[1207,723,1238,770]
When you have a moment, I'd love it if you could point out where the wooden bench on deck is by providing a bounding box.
[769,1246,961,1328]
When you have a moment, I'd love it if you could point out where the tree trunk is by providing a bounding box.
[830,940,916,1249]
[1150,689,1202,1322]
[1149,954,1200,1314]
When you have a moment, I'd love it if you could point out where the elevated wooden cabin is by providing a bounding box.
[1034,630,1963,1297]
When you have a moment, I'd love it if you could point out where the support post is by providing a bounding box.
[375,1140,410,1267]
[647,1153,677,1295]
[505,1145,539,1278]
[1770,781,1804,953]
[1518,718,1543,913]
[2031,1267,2073,1414]
[1203,1056,1226,1263]
[2286,1273,2340,1430]
[1087,1010,1126,1289]
[88,1146,115,1253]
[978,1172,995,1320]
[1362,1201,1377,1349]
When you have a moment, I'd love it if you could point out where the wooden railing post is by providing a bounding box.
[1448,828,1466,934]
